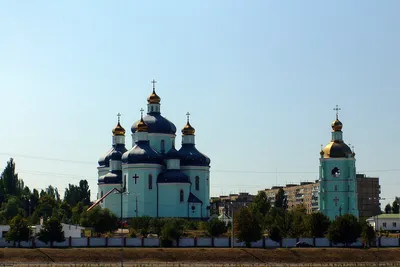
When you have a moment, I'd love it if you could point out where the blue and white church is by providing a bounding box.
[97,81,211,219]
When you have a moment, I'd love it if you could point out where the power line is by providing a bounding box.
[3,151,400,175]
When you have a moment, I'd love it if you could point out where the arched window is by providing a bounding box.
[161,140,165,153]
[101,191,104,203]
[123,175,127,191]
[195,176,200,191]
[334,185,338,191]
[180,189,184,202]
[148,174,153,190]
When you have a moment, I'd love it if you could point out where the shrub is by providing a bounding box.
[205,218,227,237]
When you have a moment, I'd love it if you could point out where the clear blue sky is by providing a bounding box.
[1,1,399,205]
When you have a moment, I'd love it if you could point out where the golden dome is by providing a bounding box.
[321,141,352,158]
[112,122,126,136]
[112,113,125,136]
[182,112,195,135]
[331,119,343,132]
[147,80,161,104]
[136,109,148,132]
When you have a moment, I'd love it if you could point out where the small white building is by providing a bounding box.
[32,223,85,238]
[0,225,10,238]
[367,214,400,232]
[218,214,232,225]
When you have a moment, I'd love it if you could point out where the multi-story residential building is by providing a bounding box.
[210,192,255,217]
[259,174,380,217]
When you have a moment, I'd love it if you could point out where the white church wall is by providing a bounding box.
[148,133,175,154]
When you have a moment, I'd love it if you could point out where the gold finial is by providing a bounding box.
[136,108,148,132]
[331,105,343,132]
[147,79,161,104]
[112,113,126,136]
[182,112,195,135]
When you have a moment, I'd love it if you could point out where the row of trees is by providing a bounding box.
[384,198,400,214]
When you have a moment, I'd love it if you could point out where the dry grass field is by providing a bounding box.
[0,247,399,264]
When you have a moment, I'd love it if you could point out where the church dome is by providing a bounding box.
[131,113,176,135]
[135,116,148,132]
[157,170,190,183]
[121,141,162,164]
[112,122,126,136]
[331,119,343,132]
[182,121,195,135]
[165,146,181,159]
[147,88,161,104]
[98,170,122,184]
[98,144,127,167]
[178,145,211,167]
[321,141,352,158]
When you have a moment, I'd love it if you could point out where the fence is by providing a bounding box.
[1,236,400,248]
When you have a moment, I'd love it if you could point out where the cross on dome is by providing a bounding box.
[186,112,190,122]
[151,79,157,90]
[140,108,144,118]
[333,105,341,119]
[117,113,121,123]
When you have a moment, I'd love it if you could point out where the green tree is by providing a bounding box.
[0,196,24,224]
[250,191,271,217]
[385,203,391,214]
[80,206,118,235]
[71,202,85,224]
[234,207,262,248]
[205,218,227,237]
[6,215,30,247]
[130,216,152,237]
[327,214,361,247]
[160,219,184,247]
[58,201,72,223]
[274,188,285,209]
[37,216,65,247]
[361,221,376,247]
[288,207,309,237]
[64,180,91,207]
[268,224,282,243]
[392,200,399,214]
[149,218,167,236]
[0,158,22,198]
[308,212,331,237]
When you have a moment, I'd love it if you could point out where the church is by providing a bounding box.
[319,106,359,220]
[97,81,211,219]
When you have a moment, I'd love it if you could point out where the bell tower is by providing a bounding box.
[318,105,358,220]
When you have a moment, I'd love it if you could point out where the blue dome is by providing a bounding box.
[98,170,122,184]
[121,141,162,164]
[165,146,180,159]
[131,113,176,135]
[98,144,127,167]
[157,170,190,183]
[178,144,211,167]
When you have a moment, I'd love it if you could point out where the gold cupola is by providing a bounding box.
[112,113,126,136]
[136,108,148,132]
[182,112,195,135]
[147,79,161,104]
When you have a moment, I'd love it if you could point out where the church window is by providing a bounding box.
[123,175,127,191]
[195,176,200,191]
[148,174,153,190]
[101,191,104,203]
[180,189,184,202]
[161,140,165,153]
[334,185,337,191]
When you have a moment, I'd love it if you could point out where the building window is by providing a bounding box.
[195,176,200,191]
[180,189,184,202]
[161,140,165,153]
[334,185,337,191]
[383,222,387,227]
[393,222,397,227]
[101,191,104,203]
[148,174,153,190]
[123,175,127,191]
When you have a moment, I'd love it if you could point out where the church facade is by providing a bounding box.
[97,81,211,219]
[318,106,359,220]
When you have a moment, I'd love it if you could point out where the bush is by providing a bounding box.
[328,214,361,247]
[160,219,184,247]
[205,218,227,237]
